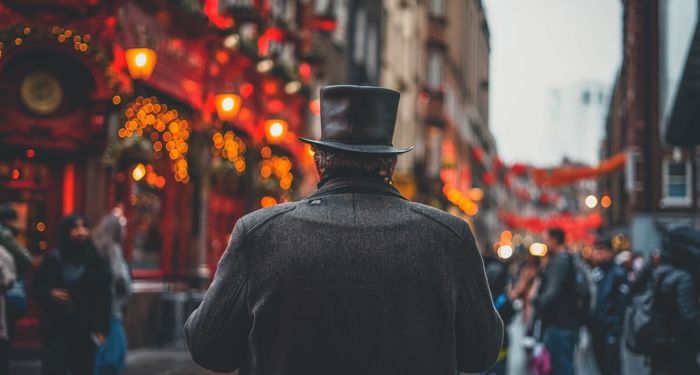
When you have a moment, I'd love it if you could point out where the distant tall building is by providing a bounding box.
[548,81,609,166]
[381,0,501,244]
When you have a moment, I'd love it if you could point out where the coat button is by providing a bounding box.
[310,199,321,205]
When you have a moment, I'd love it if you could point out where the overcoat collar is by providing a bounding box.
[307,175,406,200]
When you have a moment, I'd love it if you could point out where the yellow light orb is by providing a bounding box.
[529,242,548,257]
[132,163,146,181]
[497,245,513,259]
[584,194,598,209]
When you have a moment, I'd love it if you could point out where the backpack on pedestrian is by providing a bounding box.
[624,272,673,355]
[571,255,594,324]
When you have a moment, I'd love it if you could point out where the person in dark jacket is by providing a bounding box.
[33,214,112,375]
[185,85,504,375]
[588,234,628,375]
[534,227,579,375]
[482,255,514,375]
[648,228,700,375]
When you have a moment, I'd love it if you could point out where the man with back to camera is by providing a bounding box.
[535,228,581,375]
[185,85,503,375]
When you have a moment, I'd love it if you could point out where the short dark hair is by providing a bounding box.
[313,148,397,179]
[547,228,566,245]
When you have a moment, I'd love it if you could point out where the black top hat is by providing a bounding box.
[299,85,413,154]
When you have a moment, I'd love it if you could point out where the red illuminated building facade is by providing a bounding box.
[0,0,335,347]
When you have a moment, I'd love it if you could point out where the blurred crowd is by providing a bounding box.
[0,204,131,375]
[482,226,700,375]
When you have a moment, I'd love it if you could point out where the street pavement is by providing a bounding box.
[11,317,649,375]
[11,348,233,375]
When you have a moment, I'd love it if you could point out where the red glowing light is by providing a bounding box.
[309,99,321,116]
[240,83,254,98]
[299,63,312,81]
[267,99,284,113]
[264,27,285,42]
[258,35,269,57]
[26,149,35,158]
[63,163,75,215]
[263,81,278,95]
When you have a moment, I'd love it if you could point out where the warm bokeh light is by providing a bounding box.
[132,163,146,181]
[125,48,157,79]
[26,148,35,158]
[529,242,548,257]
[256,59,273,73]
[36,222,46,232]
[265,119,288,142]
[601,195,612,208]
[309,99,321,116]
[285,81,302,94]
[584,194,598,209]
[497,245,513,259]
[215,93,242,120]
[467,187,484,201]
[500,230,513,243]
[260,196,277,208]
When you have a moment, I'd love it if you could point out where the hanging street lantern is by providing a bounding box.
[125,48,157,79]
[264,119,288,143]
[215,93,242,121]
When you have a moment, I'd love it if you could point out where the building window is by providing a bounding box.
[662,159,692,207]
[430,0,445,17]
[428,50,443,90]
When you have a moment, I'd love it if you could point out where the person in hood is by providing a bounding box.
[33,214,112,375]
[92,204,131,375]
[648,227,700,374]
[588,234,628,375]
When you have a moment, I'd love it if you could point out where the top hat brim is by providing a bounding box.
[299,137,413,155]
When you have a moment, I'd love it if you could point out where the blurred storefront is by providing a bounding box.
[0,0,318,349]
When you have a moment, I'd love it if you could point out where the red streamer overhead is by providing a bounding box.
[500,211,602,243]
[532,152,627,187]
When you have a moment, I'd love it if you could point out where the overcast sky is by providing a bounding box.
[483,0,622,167]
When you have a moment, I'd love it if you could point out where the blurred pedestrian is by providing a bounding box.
[0,243,16,374]
[647,227,700,374]
[509,255,541,325]
[534,228,583,375]
[588,234,628,375]
[0,204,32,332]
[92,204,131,375]
[483,253,515,375]
[33,214,112,375]
[185,85,503,374]
[0,204,31,277]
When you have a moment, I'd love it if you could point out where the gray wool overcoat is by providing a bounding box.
[185,176,504,375]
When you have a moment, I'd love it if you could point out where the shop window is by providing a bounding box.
[129,181,163,270]
[428,50,443,90]
[662,159,692,207]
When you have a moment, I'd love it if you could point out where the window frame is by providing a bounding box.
[661,158,693,208]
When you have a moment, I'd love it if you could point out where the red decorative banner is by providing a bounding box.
[499,211,602,243]
[532,152,627,187]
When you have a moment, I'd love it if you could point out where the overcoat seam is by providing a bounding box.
[409,206,464,239]
[246,206,297,234]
